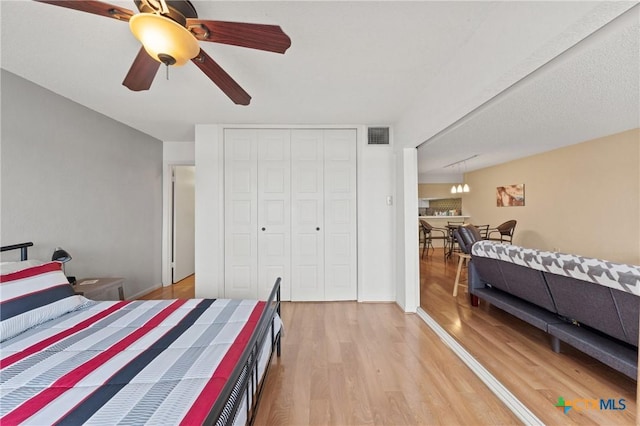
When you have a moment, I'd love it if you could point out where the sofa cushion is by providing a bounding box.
[611,289,640,346]
[544,272,629,344]
[472,257,508,292]
[497,261,557,313]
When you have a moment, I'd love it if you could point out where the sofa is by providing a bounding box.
[465,238,640,379]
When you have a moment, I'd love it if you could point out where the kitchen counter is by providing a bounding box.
[419,216,470,219]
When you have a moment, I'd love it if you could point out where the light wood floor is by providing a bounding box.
[421,248,636,425]
[139,257,637,425]
[138,274,195,299]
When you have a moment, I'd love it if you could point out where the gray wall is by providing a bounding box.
[1,70,163,299]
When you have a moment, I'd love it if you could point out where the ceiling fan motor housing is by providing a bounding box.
[134,0,198,26]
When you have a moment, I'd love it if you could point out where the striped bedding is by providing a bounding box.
[0,297,281,425]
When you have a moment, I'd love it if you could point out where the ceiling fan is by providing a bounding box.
[35,0,292,105]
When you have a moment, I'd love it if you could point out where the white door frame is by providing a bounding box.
[162,160,195,286]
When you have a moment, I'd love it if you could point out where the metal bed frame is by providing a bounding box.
[0,241,282,426]
[208,277,282,425]
[0,241,33,261]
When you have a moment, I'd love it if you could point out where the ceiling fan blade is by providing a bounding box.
[187,20,291,54]
[34,0,134,21]
[122,47,161,91]
[191,49,251,105]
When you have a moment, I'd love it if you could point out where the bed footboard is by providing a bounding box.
[205,277,282,426]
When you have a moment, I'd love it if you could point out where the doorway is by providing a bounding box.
[171,165,195,283]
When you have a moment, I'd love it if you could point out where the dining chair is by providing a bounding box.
[475,224,490,239]
[419,220,448,259]
[487,220,517,243]
[446,221,465,259]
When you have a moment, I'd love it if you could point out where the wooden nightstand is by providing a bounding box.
[74,278,125,301]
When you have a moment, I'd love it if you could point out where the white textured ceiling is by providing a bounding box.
[416,2,640,182]
[1,1,638,181]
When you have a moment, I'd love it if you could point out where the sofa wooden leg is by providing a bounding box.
[470,294,479,307]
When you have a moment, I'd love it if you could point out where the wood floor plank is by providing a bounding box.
[255,301,522,425]
[137,274,195,299]
[421,248,636,426]
[138,255,636,425]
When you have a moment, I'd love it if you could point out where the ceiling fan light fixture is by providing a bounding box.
[129,13,199,66]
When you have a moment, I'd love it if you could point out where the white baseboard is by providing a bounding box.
[127,283,163,301]
[416,307,544,425]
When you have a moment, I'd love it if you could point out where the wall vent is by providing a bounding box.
[367,127,390,145]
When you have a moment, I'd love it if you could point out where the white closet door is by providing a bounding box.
[291,130,325,301]
[257,129,291,300]
[224,129,258,299]
[323,129,357,300]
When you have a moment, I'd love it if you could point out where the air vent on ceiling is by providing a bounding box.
[367,127,390,145]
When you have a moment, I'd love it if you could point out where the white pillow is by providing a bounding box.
[1,259,45,275]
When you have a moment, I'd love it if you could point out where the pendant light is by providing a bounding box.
[461,161,470,192]
[447,155,476,194]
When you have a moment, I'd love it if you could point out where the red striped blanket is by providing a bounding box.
[0,298,273,425]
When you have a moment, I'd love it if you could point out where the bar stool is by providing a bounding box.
[453,252,471,296]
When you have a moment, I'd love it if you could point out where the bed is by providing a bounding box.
[0,242,282,425]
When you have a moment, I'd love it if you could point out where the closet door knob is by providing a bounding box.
[316,227,320,231]
[261,227,266,231]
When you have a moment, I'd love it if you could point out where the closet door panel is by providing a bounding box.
[224,129,258,299]
[291,129,325,301]
[224,127,357,302]
[257,129,291,300]
[323,129,357,300]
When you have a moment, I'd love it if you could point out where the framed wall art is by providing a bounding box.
[496,184,525,207]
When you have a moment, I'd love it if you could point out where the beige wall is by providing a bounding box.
[418,183,458,199]
[462,128,640,265]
